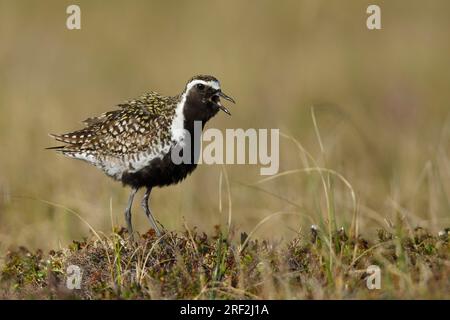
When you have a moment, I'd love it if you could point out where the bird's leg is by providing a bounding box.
[141,187,162,237]
[124,188,138,239]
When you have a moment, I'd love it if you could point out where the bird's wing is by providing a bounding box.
[49,92,177,157]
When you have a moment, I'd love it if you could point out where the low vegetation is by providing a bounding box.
[1,224,448,299]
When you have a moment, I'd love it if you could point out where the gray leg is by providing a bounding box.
[141,187,162,237]
[124,188,138,238]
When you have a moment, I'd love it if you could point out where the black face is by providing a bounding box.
[184,80,235,123]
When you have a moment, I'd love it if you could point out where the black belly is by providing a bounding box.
[121,150,198,189]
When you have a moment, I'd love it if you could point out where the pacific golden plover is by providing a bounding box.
[48,75,235,237]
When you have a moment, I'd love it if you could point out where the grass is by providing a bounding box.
[1,225,448,299]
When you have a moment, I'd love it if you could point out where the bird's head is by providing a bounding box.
[182,75,235,121]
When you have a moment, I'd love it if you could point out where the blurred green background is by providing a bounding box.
[0,0,449,252]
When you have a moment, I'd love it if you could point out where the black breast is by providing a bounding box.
[121,121,202,190]
[121,150,198,189]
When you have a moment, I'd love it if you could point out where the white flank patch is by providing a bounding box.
[65,151,123,179]
[102,157,126,179]
[125,144,171,173]
[65,151,97,165]
[65,145,172,180]
[101,143,172,179]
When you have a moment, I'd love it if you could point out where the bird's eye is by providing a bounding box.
[196,83,205,90]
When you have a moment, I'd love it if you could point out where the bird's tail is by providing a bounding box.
[45,145,65,150]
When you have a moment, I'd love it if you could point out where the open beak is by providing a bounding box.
[218,91,236,104]
[216,91,235,116]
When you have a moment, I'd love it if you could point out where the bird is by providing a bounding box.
[48,75,235,238]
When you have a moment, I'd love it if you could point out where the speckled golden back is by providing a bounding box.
[50,91,179,156]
